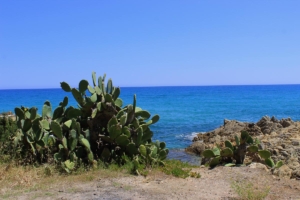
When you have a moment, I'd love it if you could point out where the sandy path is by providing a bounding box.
[11,166,300,200]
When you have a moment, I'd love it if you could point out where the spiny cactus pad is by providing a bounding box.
[202,149,215,158]
[258,150,271,159]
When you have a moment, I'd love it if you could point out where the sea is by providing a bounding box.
[1,85,300,164]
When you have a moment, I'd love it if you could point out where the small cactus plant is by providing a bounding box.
[201,131,283,169]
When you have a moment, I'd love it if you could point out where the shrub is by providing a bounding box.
[12,72,168,173]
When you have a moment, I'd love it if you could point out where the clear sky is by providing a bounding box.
[0,1,300,89]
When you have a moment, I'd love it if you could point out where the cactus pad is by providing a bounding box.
[101,147,111,161]
[22,119,32,132]
[51,121,63,140]
[15,107,25,120]
[60,82,71,92]
[221,147,233,157]
[212,147,220,156]
[265,158,275,168]
[275,160,283,168]
[247,145,258,153]
[225,140,234,150]
[202,149,215,158]
[115,135,130,147]
[258,150,271,159]
[209,156,221,167]
[79,79,89,93]
[135,110,151,120]
[139,145,147,157]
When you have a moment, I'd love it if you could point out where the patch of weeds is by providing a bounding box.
[112,181,121,187]
[231,179,270,200]
[43,165,53,177]
[189,171,201,178]
[161,159,198,178]
[44,192,54,196]
[112,182,132,191]
[123,185,132,191]
[85,175,95,181]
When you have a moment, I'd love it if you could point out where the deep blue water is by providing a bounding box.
[1,85,300,150]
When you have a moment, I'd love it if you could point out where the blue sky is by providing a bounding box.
[0,1,300,89]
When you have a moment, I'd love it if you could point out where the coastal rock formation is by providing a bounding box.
[186,116,300,179]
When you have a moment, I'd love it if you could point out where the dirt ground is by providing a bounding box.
[7,166,300,200]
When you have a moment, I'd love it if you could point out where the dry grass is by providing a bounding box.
[0,162,130,199]
[231,179,270,200]
[230,172,271,200]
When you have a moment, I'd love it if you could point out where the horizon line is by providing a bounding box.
[1,83,300,90]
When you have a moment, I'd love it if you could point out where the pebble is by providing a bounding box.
[276,146,284,150]
[292,140,300,146]
[281,151,289,157]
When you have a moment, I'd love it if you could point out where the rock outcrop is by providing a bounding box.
[186,116,300,179]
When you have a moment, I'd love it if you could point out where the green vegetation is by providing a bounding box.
[7,72,168,174]
[162,159,201,178]
[0,115,17,142]
[0,72,200,182]
[202,131,283,169]
[0,116,18,162]
[231,179,270,200]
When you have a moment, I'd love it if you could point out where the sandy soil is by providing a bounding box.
[10,166,300,200]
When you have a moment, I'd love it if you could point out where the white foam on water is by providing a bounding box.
[176,132,203,141]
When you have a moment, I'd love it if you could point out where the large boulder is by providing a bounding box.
[185,141,205,155]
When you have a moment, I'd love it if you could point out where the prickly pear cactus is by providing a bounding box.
[14,72,168,172]
[201,131,283,169]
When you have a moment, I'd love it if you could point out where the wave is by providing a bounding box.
[175,132,203,141]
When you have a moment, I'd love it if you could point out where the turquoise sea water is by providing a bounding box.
[1,85,300,151]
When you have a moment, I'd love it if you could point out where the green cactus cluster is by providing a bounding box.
[14,99,93,172]
[257,150,283,169]
[13,72,168,172]
[202,131,283,169]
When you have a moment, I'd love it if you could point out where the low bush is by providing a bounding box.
[3,72,169,174]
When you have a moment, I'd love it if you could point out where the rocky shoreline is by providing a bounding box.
[0,111,16,120]
[186,116,300,179]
